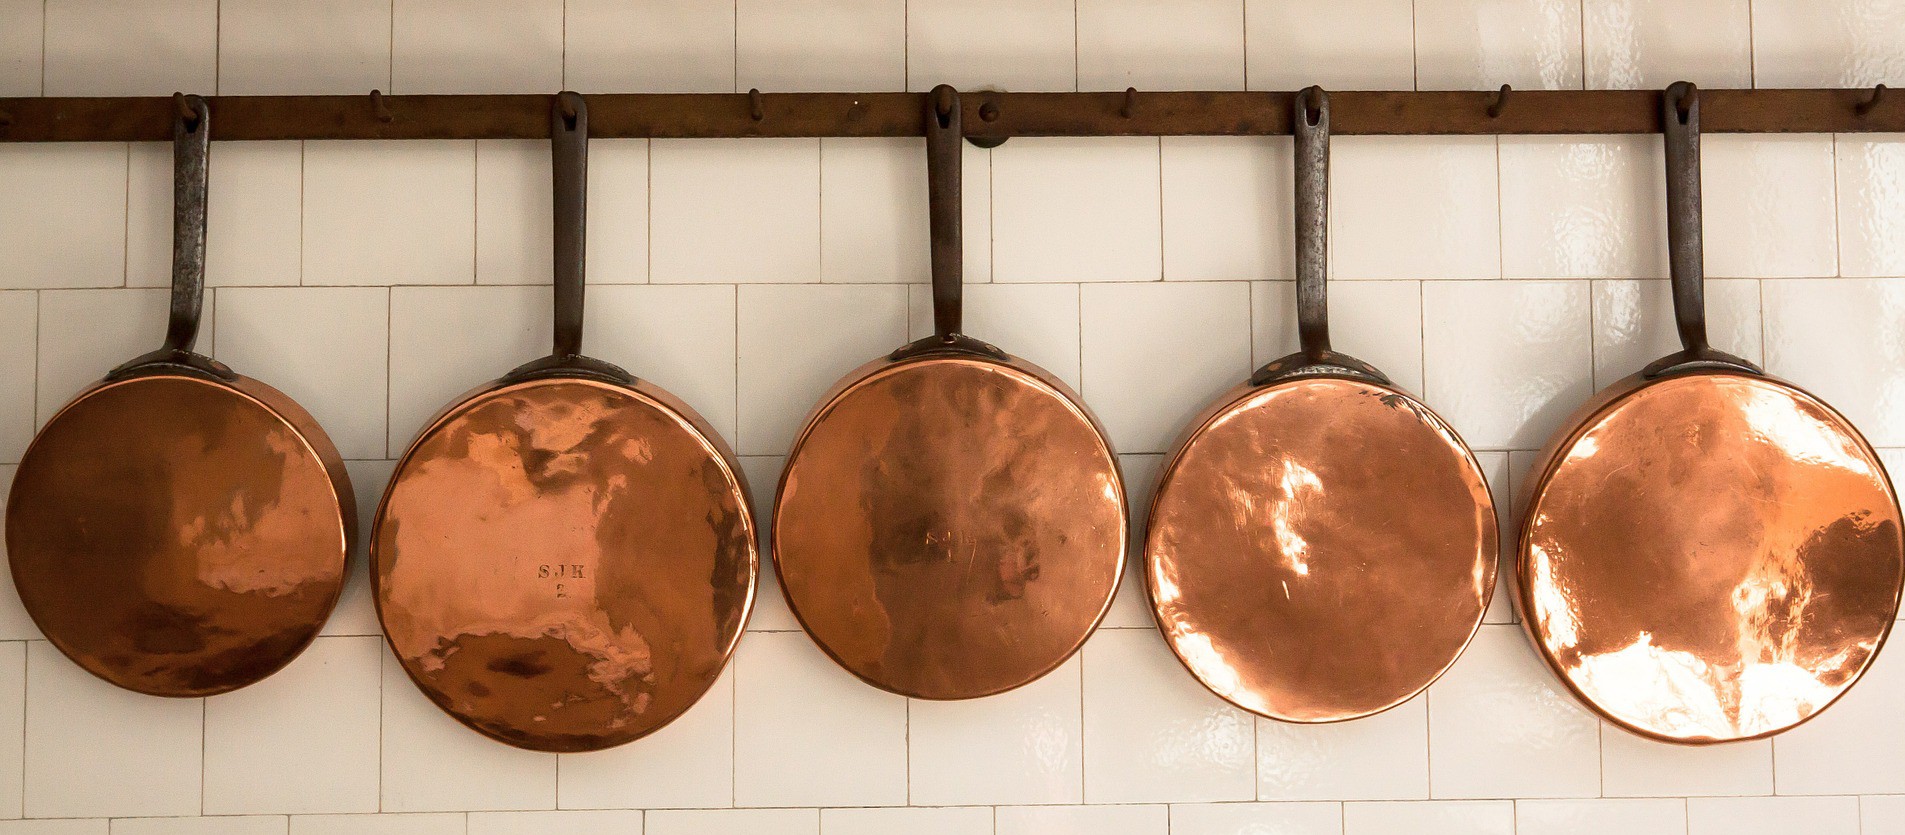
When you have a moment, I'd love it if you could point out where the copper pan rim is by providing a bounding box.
[771,349,1127,701]
[8,370,356,698]
[370,373,759,750]
[1143,374,1498,723]
[1515,367,1905,745]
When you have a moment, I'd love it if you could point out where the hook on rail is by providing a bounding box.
[1668,81,1697,125]
[1858,84,1887,116]
[1122,87,1138,119]
[173,92,202,130]
[1486,84,1511,118]
[748,89,764,121]
[369,89,393,123]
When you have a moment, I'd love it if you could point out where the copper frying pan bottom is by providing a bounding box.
[774,354,1125,700]
[1147,377,1497,721]
[7,374,353,697]
[374,377,755,752]
[1521,370,1904,743]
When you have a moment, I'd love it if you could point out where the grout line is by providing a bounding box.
[559,0,568,90]
[38,0,46,96]
[387,0,395,92]
[1747,0,1758,89]
[121,143,131,289]
[213,0,222,95]
[1410,0,1420,92]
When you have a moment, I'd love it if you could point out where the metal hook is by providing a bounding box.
[1670,81,1697,125]
[1121,87,1137,119]
[369,89,393,123]
[1486,84,1511,118]
[748,88,764,121]
[1858,83,1887,116]
[1299,86,1324,127]
[173,92,202,131]
[932,84,957,128]
[557,91,579,129]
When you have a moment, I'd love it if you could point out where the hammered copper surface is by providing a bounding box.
[1522,371,1904,743]
[374,377,755,752]
[1147,378,1496,722]
[7,374,353,697]
[774,355,1125,700]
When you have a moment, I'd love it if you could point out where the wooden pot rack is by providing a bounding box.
[0,87,1897,142]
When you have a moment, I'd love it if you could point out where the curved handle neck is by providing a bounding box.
[1293,86,1331,361]
[552,91,587,360]
[1662,81,1709,356]
[164,94,209,355]
[926,84,964,342]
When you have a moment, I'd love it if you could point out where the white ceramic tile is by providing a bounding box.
[1161,137,1292,283]
[0,468,44,642]
[110,817,288,835]
[1256,694,1428,801]
[1082,629,1254,803]
[1762,278,1905,447]
[1342,801,1514,835]
[564,0,735,93]
[1097,452,1160,630]
[732,632,907,807]
[1582,0,1752,89]
[1243,0,1415,90]
[1426,625,1600,799]
[214,287,390,459]
[584,284,739,442]
[1517,798,1686,835]
[995,805,1167,835]
[125,143,172,290]
[476,139,649,286]
[1752,0,1905,88]
[1499,137,1665,280]
[1836,137,1905,279]
[734,284,908,456]
[391,0,561,94]
[129,141,306,289]
[0,293,34,463]
[36,289,173,426]
[1868,796,1905,835]
[1589,279,1763,387]
[821,138,926,284]
[0,0,39,95]
[23,641,201,818]
[0,144,127,289]
[737,0,905,92]
[0,823,107,835]
[219,0,391,95]
[1702,135,1838,279]
[43,0,216,96]
[302,141,476,287]
[290,815,464,835]
[1252,279,1424,394]
[1076,0,1245,91]
[737,455,799,633]
[386,285,546,452]
[907,282,1081,389]
[908,656,1082,805]
[820,807,991,835]
[1687,796,1860,835]
[1600,722,1771,796]
[469,810,644,835]
[1421,280,1594,450]
[1771,628,1905,794]
[651,139,821,284]
[557,669,734,810]
[203,637,383,814]
[321,459,394,638]
[1415,0,1583,90]
[1080,281,1251,454]
[906,0,1076,92]
[1480,451,1517,625]
[0,643,22,818]
[1169,802,1341,835]
[379,653,558,812]
[648,809,817,835]
[1332,137,1501,280]
[992,138,1162,283]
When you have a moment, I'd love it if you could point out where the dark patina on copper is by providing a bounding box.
[1518,83,1905,744]
[1145,88,1497,723]
[773,87,1126,700]
[6,96,355,697]
[372,93,756,752]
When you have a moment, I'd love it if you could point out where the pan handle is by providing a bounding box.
[1644,81,1758,378]
[1294,85,1330,361]
[892,85,1005,361]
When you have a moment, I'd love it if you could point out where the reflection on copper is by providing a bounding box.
[1520,371,1904,743]
[1146,378,1497,721]
[374,377,755,752]
[774,353,1125,700]
[7,373,354,697]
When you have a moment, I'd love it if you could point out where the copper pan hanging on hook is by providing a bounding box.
[6,95,356,697]
[371,92,756,752]
[1516,82,1903,744]
[1143,87,1498,722]
[771,85,1126,700]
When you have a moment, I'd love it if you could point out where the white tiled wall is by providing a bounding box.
[1,2,1903,833]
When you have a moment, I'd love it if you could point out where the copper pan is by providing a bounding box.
[371,93,756,752]
[772,86,1125,700]
[1143,88,1497,722]
[1517,82,1904,744]
[6,96,355,697]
